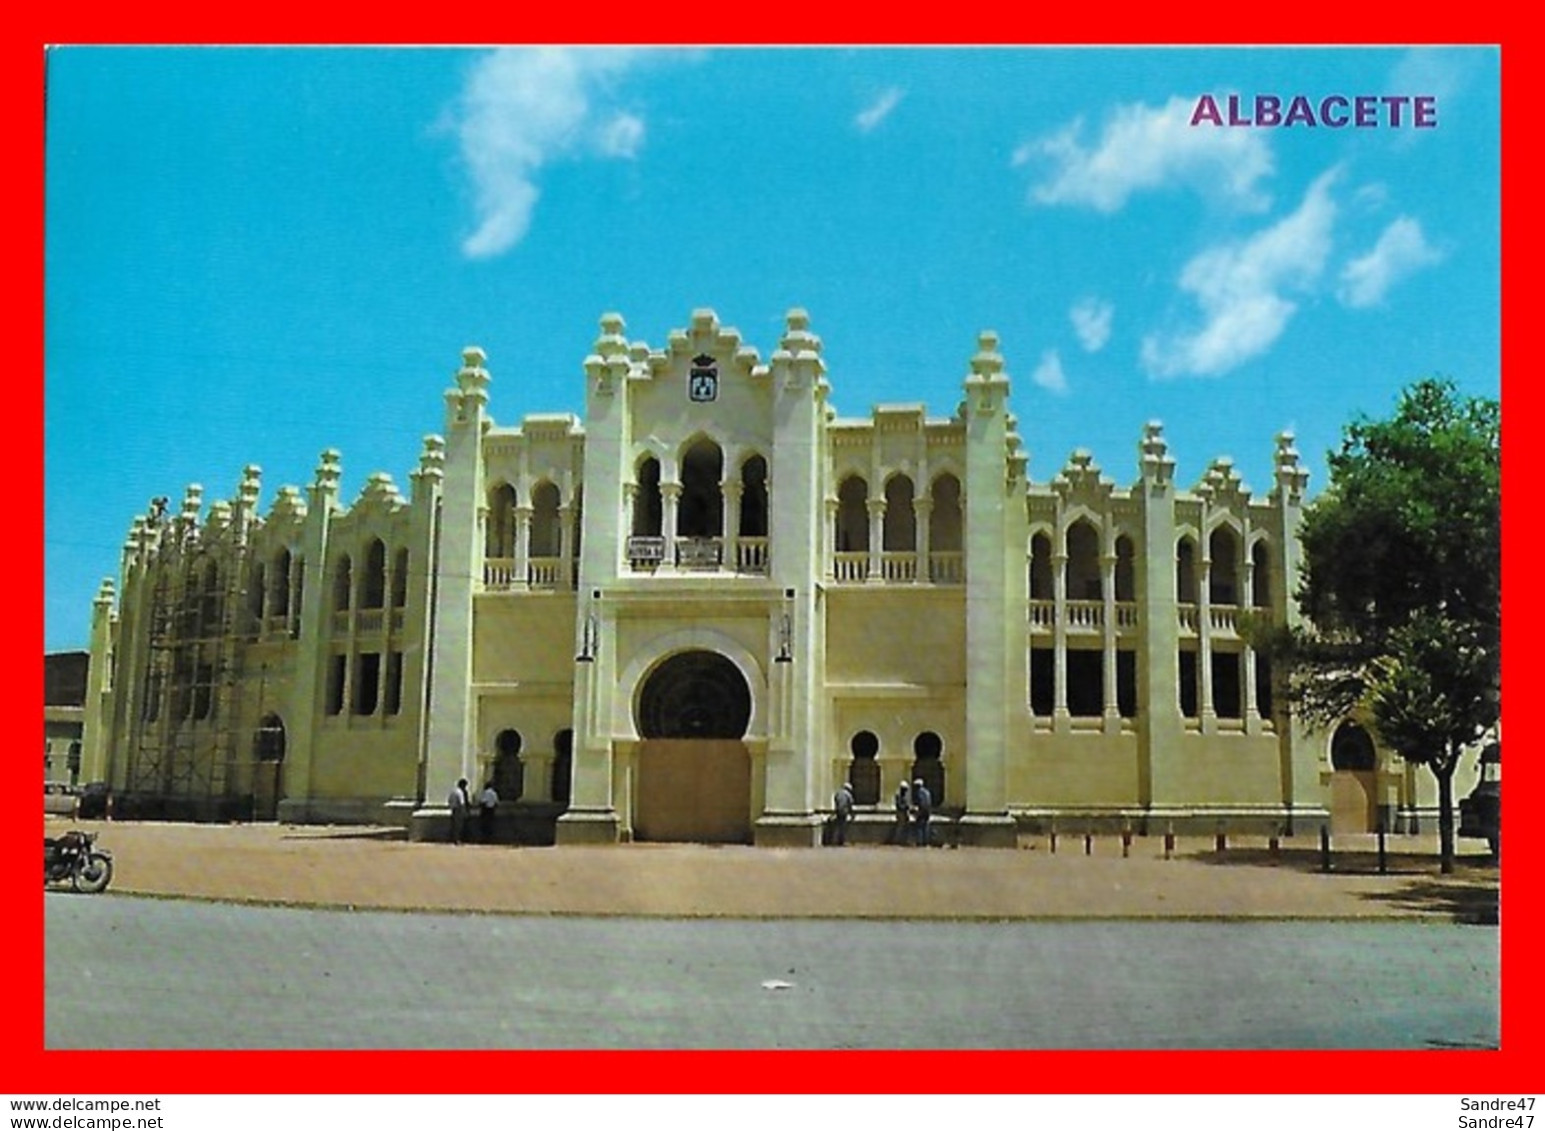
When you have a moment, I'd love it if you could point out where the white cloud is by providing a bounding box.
[1017,96,1274,213]
[1338,217,1444,308]
[597,112,646,158]
[1389,47,1480,107]
[1032,349,1069,395]
[1141,169,1340,379]
[454,48,650,259]
[856,88,903,132]
[1070,298,1113,353]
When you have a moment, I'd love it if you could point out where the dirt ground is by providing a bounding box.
[43,816,1501,922]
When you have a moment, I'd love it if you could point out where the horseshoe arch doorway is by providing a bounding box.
[633,650,753,843]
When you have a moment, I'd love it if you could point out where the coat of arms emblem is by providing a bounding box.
[688,354,718,402]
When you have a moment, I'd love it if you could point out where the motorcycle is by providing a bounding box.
[43,830,114,893]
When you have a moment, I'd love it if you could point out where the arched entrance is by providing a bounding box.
[252,714,286,821]
[633,650,752,843]
[1329,720,1379,833]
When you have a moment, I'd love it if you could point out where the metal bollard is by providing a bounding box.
[1377,822,1387,875]
[1163,823,1175,861]
[1121,825,1132,859]
[1084,831,1093,856]
[1049,821,1058,855]
[1268,833,1280,857]
[1215,830,1227,853]
[1320,824,1332,873]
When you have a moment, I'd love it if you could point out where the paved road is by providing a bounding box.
[46,895,1498,1050]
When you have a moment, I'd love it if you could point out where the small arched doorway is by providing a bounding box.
[1329,720,1379,833]
[253,714,286,820]
[634,650,752,843]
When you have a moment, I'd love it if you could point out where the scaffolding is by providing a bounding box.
[121,515,253,821]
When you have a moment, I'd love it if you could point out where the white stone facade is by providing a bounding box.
[82,308,1470,844]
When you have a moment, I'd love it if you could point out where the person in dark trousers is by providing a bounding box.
[911,778,932,847]
[892,780,911,845]
[831,781,855,846]
[478,781,499,843]
[447,778,470,845]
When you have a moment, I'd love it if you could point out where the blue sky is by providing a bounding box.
[43,46,1500,651]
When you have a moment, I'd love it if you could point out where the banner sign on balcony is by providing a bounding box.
[676,537,723,568]
[627,536,666,563]
[688,354,719,403]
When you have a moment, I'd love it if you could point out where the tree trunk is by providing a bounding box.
[1435,752,1456,876]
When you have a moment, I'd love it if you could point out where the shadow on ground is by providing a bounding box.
[1187,847,1500,924]
[278,826,409,843]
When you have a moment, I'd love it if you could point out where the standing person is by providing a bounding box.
[892,780,911,846]
[447,778,470,845]
[832,781,855,846]
[478,781,500,843]
[911,778,932,848]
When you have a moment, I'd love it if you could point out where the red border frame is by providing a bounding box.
[15,9,1532,1097]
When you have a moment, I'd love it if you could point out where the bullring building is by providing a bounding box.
[79,308,1443,846]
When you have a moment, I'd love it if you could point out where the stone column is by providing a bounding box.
[914,496,933,583]
[1198,554,1215,729]
[513,505,532,589]
[558,503,574,588]
[866,498,885,581]
[1101,551,1120,731]
[413,349,489,840]
[661,483,682,571]
[723,479,743,572]
[1052,548,1069,728]
[1241,557,1261,731]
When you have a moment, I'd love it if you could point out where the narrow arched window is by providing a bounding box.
[1176,538,1197,604]
[1209,527,1239,605]
[739,455,768,537]
[929,474,963,552]
[883,475,916,551]
[836,476,869,552]
[362,539,387,610]
[1065,520,1101,601]
[392,548,409,608]
[679,439,724,537]
[634,457,663,536]
[333,555,352,612]
[1251,540,1271,608]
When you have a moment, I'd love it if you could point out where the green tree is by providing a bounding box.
[1273,377,1499,873]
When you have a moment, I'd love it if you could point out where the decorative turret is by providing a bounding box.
[234,464,262,543]
[1197,456,1250,511]
[965,331,1009,409]
[445,346,491,429]
[356,470,406,511]
[411,435,446,502]
[310,449,342,512]
[1139,420,1176,494]
[585,314,631,399]
[1274,431,1309,502]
